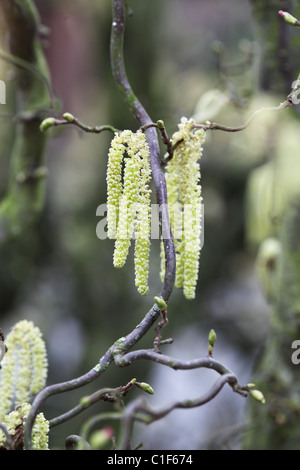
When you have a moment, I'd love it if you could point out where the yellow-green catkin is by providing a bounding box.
[0,403,49,450]
[0,320,48,421]
[161,117,205,300]
[160,124,183,285]
[106,130,152,295]
[106,132,126,239]
[134,142,152,295]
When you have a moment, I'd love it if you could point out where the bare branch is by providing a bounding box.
[113,347,236,375]
[118,373,239,449]
[40,112,119,134]
[49,379,137,429]
[193,99,292,133]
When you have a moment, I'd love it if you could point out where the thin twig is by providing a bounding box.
[41,112,119,134]
[193,99,292,132]
[153,310,168,353]
[140,120,176,164]
[49,379,136,428]
[114,348,235,374]
[119,373,239,449]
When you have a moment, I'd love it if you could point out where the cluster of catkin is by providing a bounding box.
[161,117,205,300]
[106,119,205,300]
[106,130,152,296]
[0,320,49,449]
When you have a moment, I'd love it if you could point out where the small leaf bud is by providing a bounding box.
[63,112,75,123]
[39,117,55,132]
[278,10,300,25]
[156,120,165,129]
[246,383,256,390]
[80,396,91,408]
[154,296,167,311]
[208,329,217,347]
[136,381,154,395]
[250,389,266,404]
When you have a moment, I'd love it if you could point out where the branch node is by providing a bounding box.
[153,309,168,353]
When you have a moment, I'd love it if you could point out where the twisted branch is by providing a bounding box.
[49,378,139,428]
[193,98,292,133]
[40,112,119,134]
[118,373,238,449]
[23,0,246,449]
[45,342,247,446]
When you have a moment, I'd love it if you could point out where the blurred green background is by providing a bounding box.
[1,0,300,450]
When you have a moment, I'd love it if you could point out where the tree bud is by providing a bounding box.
[278,10,300,25]
[63,112,75,122]
[208,329,217,347]
[137,382,154,395]
[154,296,167,311]
[40,117,55,132]
[250,389,266,404]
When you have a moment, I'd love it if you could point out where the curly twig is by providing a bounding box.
[71,373,241,450]
[113,348,237,376]
[49,379,137,428]
[40,112,119,134]
[193,99,292,132]
[119,373,239,449]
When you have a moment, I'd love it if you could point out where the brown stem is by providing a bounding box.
[193,99,292,133]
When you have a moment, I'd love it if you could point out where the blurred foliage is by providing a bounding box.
[251,0,300,93]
